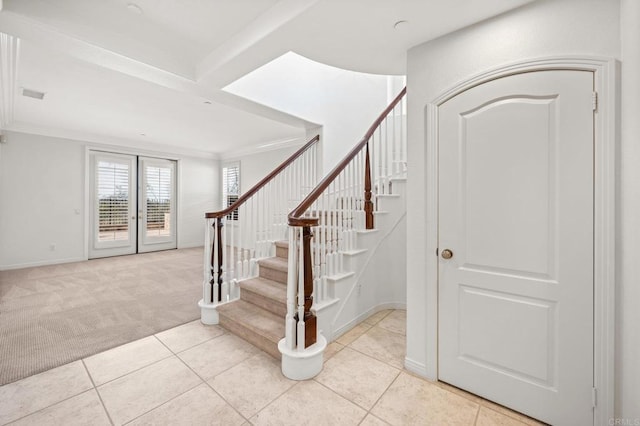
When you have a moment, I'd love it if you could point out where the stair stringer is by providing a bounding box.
[314,178,407,342]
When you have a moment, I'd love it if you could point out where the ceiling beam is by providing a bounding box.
[0,9,318,130]
[195,0,319,83]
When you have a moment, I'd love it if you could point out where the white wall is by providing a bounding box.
[405,0,638,419]
[177,155,219,248]
[618,0,640,419]
[0,132,85,267]
[0,131,219,269]
[225,52,404,173]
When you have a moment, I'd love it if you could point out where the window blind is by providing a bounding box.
[145,165,173,235]
[223,164,240,220]
[97,160,130,241]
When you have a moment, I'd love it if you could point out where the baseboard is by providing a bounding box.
[0,256,87,271]
[177,242,204,249]
[404,357,432,379]
[332,301,407,340]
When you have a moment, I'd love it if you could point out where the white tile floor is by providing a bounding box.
[0,310,544,426]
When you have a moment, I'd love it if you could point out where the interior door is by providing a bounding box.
[89,152,137,258]
[138,157,177,253]
[438,70,594,425]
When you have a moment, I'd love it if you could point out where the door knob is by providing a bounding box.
[441,249,453,260]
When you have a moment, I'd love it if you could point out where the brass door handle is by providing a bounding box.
[441,249,453,260]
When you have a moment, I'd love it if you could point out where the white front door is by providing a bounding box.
[90,153,177,258]
[438,70,594,425]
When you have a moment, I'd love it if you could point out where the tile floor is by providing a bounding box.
[0,310,544,426]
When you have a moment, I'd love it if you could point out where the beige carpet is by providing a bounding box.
[0,247,204,385]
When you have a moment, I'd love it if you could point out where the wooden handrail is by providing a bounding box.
[205,134,320,219]
[288,87,406,226]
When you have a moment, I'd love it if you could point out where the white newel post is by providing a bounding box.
[279,224,327,380]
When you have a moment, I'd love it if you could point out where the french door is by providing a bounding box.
[89,152,176,259]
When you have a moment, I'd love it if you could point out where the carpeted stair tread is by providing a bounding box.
[257,256,288,284]
[217,300,284,359]
[257,256,288,271]
[240,277,287,316]
[274,240,288,249]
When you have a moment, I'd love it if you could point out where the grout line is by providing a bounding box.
[355,364,402,425]
[249,381,302,423]
[179,348,251,424]
[345,341,404,370]
[164,337,266,423]
[234,353,298,423]
[153,327,227,356]
[364,368,401,416]
[202,380,249,423]
[363,309,393,326]
[82,360,115,426]
[473,405,481,426]
[121,381,203,425]
[371,322,406,338]
[480,403,543,426]
[90,351,175,388]
[0,361,99,426]
[1,388,96,426]
[310,378,373,420]
[100,336,206,425]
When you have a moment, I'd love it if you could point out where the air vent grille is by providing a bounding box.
[22,88,45,100]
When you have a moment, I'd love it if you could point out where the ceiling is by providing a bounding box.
[0,0,534,156]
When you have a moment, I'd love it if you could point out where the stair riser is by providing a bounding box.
[241,289,287,317]
[218,315,282,359]
[259,265,288,284]
[275,245,288,259]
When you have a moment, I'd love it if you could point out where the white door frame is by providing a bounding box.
[423,56,617,425]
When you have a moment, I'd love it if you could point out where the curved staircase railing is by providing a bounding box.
[200,135,320,319]
[284,88,407,352]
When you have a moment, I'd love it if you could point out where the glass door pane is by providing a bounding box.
[138,157,177,252]
[89,152,137,258]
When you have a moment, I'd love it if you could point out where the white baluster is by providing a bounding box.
[250,252,257,277]
[203,218,212,303]
[386,116,391,192]
[314,276,321,304]
[230,278,239,300]
[402,97,407,173]
[285,228,297,349]
[296,227,306,351]
[221,280,229,302]
[230,207,235,281]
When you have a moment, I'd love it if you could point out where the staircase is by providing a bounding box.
[216,178,407,359]
[199,88,407,378]
[216,242,289,359]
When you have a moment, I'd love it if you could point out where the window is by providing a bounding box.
[222,163,240,220]
[96,160,130,242]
